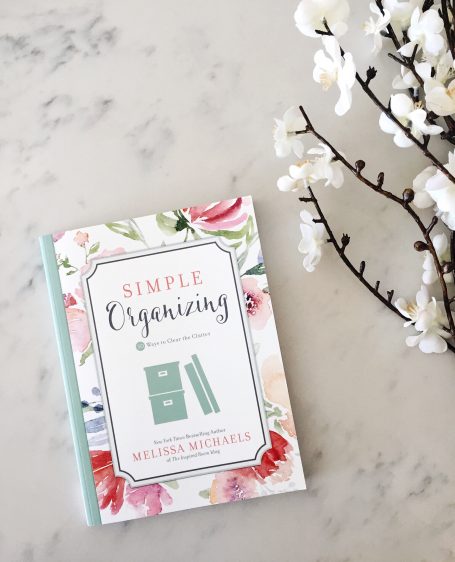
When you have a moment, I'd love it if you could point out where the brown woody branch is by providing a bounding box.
[317,23,455,185]
[300,186,455,354]
[297,105,455,340]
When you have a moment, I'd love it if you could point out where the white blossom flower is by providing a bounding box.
[379,93,443,147]
[417,51,455,116]
[412,165,437,208]
[307,143,344,187]
[277,143,344,192]
[425,78,455,116]
[273,107,306,158]
[363,3,391,55]
[395,285,449,353]
[298,209,327,272]
[417,51,454,84]
[399,8,445,58]
[425,150,455,229]
[383,0,422,29]
[294,0,350,38]
[421,233,453,285]
[392,65,420,89]
[313,36,356,116]
[277,162,314,192]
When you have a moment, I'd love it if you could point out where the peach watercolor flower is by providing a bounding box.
[74,230,89,246]
[242,276,271,330]
[262,355,297,437]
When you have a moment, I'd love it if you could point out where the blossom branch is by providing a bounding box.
[318,23,455,185]
[297,105,455,338]
[300,186,455,354]
[374,0,424,88]
[300,186,406,318]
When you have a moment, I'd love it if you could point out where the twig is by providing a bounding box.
[451,231,455,284]
[300,186,455,354]
[441,0,455,58]
[297,105,455,339]
[318,23,455,185]
[302,187,406,318]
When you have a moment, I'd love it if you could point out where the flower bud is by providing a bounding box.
[355,160,365,173]
[442,262,454,274]
[402,188,414,203]
[414,241,428,252]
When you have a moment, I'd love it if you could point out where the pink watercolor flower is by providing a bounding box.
[210,469,259,503]
[52,231,65,243]
[74,231,89,246]
[125,484,172,516]
[188,198,248,231]
[210,431,292,504]
[66,306,90,353]
[90,450,125,515]
[242,276,271,330]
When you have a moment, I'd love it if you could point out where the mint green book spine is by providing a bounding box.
[40,234,101,526]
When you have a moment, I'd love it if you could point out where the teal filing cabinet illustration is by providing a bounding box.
[144,362,188,424]
[144,355,219,424]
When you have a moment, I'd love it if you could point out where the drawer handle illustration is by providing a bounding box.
[144,355,219,425]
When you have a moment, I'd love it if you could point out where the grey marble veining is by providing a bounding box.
[1,1,455,561]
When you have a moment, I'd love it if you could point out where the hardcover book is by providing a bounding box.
[40,196,306,525]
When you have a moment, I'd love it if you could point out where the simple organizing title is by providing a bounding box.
[105,270,230,337]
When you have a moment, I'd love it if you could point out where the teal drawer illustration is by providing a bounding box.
[144,362,182,395]
[149,390,188,424]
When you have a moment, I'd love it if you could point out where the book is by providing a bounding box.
[40,195,306,525]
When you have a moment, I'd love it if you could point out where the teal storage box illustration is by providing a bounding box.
[144,357,219,424]
[144,362,183,395]
[144,362,188,424]
[149,390,188,424]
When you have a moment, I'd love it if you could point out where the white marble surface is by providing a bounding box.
[1,0,455,560]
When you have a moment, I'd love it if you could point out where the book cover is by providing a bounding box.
[40,196,306,525]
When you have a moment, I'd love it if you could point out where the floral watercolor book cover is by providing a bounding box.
[40,196,306,525]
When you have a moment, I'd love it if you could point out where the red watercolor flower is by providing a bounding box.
[242,277,271,330]
[250,430,291,481]
[188,198,248,231]
[63,293,77,308]
[90,450,125,515]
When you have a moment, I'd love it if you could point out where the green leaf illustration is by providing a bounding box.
[243,263,266,276]
[80,342,93,366]
[105,221,142,241]
[156,213,178,236]
[164,480,179,490]
[274,419,283,434]
[198,488,210,499]
[88,241,100,256]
